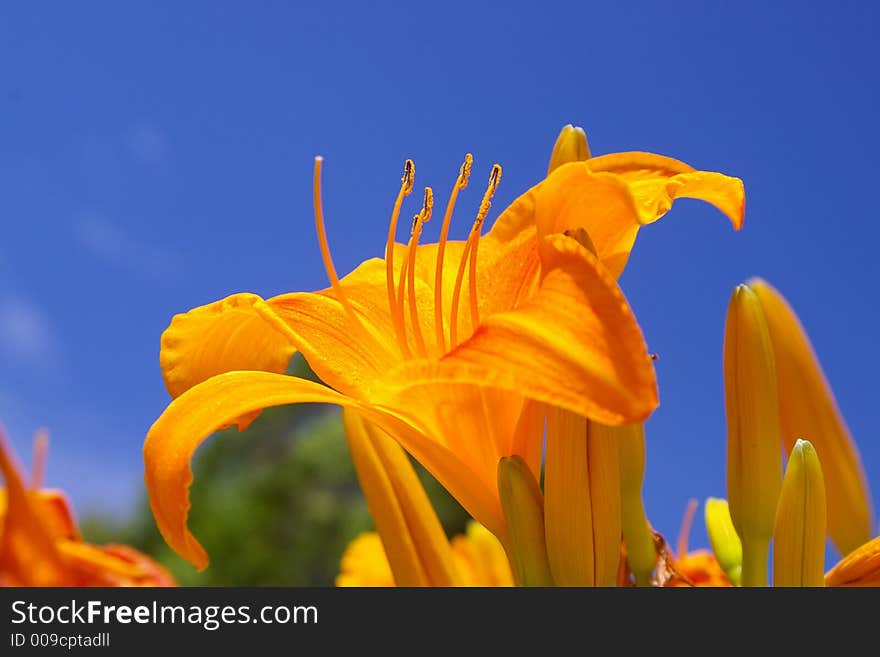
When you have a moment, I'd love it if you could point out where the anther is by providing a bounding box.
[474,164,502,228]
[457,153,473,190]
[402,159,415,195]
[422,187,434,222]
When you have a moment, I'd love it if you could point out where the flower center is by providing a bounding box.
[312,155,501,363]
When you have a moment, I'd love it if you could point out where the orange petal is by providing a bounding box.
[489,163,641,279]
[825,536,880,587]
[488,152,744,279]
[671,550,733,587]
[586,151,745,229]
[160,293,299,398]
[371,381,538,540]
[33,490,80,541]
[143,370,467,570]
[389,234,658,425]
[750,278,873,555]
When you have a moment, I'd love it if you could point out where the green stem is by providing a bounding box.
[740,537,769,587]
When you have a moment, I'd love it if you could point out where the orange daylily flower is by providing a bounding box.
[144,131,744,573]
[0,427,174,587]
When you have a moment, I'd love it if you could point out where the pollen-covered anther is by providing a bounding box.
[402,159,415,195]
[457,154,473,190]
[421,187,434,223]
[475,164,502,228]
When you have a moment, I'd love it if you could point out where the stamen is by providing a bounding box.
[677,498,699,559]
[405,188,433,357]
[386,160,415,356]
[450,164,502,346]
[313,157,364,330]
[448,238,472,349]
[433,154,472,354]
[468,164,501,328]
[31,429,49,490]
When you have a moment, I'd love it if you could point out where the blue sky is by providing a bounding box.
[1,1,877,559]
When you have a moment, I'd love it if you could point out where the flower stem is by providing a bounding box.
[740,537,769,587]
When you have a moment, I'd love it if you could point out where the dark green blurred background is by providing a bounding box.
[81,356,470,586]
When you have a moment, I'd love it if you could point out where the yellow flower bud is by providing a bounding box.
[723,284,782,586]
[704,497,742,586]
[617,423,657,586]
[544,410,621,586]
[773,440,827,587]
[548,124,591,174]
[497,455,554,586]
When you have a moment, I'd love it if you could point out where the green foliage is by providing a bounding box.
[82,356,470,585]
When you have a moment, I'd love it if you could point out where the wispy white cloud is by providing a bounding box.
[0,298,60,369]
[127,123,168,165]
[75,214,183,281]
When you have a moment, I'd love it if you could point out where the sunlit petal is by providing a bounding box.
[160,293,298,398]
[391,234,657,425]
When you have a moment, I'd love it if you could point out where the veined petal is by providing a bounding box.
[342,410,460,586]
[269,288,400,399]
[825,536,880,587]
[160,293,299,398]
[750,278,873,555]
[142,370,479,570]
[388,234,658,425]
[487,152,744,279]
[586,152,745,229]
[488,163,641,279]
[370,380,534,540]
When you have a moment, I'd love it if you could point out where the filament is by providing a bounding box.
[386,160,415,356]
[405,188,433,357]
[31,429,49,490]
[450,165,501,346]
[433,154,472,354]
[468,164,501,328]
[677,498,699,558]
